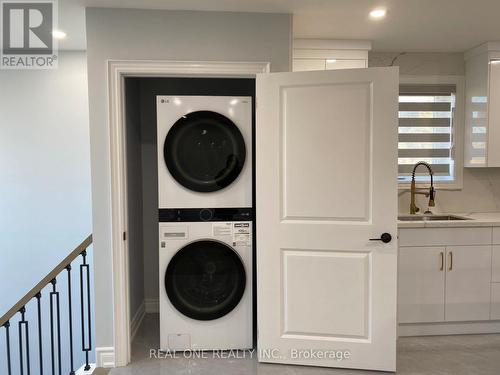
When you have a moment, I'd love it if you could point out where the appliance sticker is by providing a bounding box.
[212,222,233,237]
[233,223,251,246]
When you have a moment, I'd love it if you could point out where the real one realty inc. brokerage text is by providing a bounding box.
[150,348,352,361]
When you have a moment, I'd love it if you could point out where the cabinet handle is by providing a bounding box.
[448,251,453,271]
[440,252,444,271]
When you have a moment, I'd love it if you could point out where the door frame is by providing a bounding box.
[107,60,270,366]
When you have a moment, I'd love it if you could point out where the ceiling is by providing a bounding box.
[60,0,500,52]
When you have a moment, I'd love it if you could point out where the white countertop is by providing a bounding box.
[398,212,500,228]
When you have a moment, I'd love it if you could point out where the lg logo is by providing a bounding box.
[1,0,57,68]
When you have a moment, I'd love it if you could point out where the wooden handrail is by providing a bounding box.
[0,234,93,328]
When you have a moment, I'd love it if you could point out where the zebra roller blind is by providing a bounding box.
[398,84,456,182]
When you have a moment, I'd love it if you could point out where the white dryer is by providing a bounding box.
[157,95,252,209]
[159,218,253,351]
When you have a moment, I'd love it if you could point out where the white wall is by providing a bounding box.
[0,51,92,314]
[369,52,500,214]
[0,51,93,372]
[85,8,292,349]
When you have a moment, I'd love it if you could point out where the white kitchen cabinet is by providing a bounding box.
[398,228,497,329]
[398,244,492,324]
[292,59,327,72]
[465,42,500,167]
[444,246,492,321]
[292,39,370,72]
[398,247,445,323]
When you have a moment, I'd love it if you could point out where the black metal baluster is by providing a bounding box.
[3,321,12,375]
[36,293,43,375]
[18,306,31,375]
[80,250,92,371]
[49,279,61,375]
[66,265,75,375]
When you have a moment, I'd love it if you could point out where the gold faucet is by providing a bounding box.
[410,161,436,214]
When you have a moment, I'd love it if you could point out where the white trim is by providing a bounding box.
[145,298,159,313]
[95,347,115,368]
[107,59,270,367]
[75,364,96,375]
[398,75,465,191]
[294,39,372,51]
[294,49,369,60]
[399,321,500,336]
[130,301,146,341]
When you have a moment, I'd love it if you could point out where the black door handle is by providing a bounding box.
[369,233,392,243]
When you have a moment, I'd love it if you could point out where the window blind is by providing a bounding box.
[398,84,456,182]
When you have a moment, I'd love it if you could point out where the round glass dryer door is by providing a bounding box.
[165,240,246,321]
[163,110,246,192]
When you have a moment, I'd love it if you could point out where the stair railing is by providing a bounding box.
[0,234,93,375]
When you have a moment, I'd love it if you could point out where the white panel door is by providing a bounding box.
[398,247,446,323]
[256,68,399,371]
[445,246,492,321]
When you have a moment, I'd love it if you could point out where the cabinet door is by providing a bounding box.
[445,246,492,321]
[488,60,500,166]
[398,247,446,323]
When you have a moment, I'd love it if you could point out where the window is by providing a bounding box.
[398,83,459,185]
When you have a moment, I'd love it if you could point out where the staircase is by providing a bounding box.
[0,235,94,375]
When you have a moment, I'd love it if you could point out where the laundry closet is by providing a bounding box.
[124,77,257,351]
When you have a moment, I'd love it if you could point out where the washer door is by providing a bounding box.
[163,110,246,192]
[165,240,246,321]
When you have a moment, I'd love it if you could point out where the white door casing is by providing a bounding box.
[107,60,270,367]
[256,68,399,371]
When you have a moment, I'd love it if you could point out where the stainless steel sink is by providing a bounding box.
[398,215,472,221]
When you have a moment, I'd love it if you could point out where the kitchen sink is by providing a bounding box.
[398,215,472,221]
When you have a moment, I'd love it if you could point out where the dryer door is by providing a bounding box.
[163,110,246,192]
[165,240,246,321]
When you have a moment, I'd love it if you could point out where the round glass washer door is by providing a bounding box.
[163,110,246,192]
[165,240,246,321]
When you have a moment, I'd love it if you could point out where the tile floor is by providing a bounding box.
[108,314,500,375]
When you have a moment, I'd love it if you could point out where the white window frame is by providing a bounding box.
[398,75,464,190]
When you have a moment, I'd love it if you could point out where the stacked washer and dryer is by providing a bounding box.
[157,95,253,351]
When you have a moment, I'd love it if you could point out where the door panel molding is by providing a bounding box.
[257,67,398,371]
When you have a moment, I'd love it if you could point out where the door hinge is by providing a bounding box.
[123,231,127,241]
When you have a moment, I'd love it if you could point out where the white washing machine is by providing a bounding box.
[157,95,252,209]
[159,218,253,351]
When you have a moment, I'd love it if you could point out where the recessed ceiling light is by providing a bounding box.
[369,9,387,19]
[52,30,67,39]
[326,59,337,63]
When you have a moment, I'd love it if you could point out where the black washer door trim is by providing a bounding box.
[165,240,246,321]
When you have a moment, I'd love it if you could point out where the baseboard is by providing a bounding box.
[130,301,146,341]
[399,320,500,336]
[95,347,115,368]
[75,363,96,374]
[145,298,159,313]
